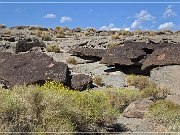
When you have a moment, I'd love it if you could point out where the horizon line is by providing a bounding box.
[0,2,180,4]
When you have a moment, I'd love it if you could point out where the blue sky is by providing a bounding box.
[0,0,179,30]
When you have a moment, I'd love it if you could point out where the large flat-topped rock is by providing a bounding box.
[69,47,106,58]
[0,52,69,88]
[100,42,174,66]
[16,38,45,53]
[142,44,180,70]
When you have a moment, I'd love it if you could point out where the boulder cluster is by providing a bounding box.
[0,26,180,92]
[70,42,180,74]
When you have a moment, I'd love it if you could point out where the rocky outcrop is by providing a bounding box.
[123,99,153,118]
[0,24,6,29]
[0,52,69,88]
[142,45,180,70]
[71,74,92,91]
[100,42,171,66]
[69,47,105,62]
[150,65,180,95]
[16,38,45,53]
[69,42,178,75]
[10,26,30,30]
[0,52,14,61]
[1,35,16,42]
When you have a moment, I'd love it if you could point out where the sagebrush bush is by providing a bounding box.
[54,26,66,38]
[146,100,180,132]
[66,57,77,65]
[126,75,155,90]
[41,32,52,41]
[35,30,52,41]
[112,33,120,39]
[93,76,104,86]
[103,88,141,112]
[133,30,143,35]
[141,85,169,101]
[127,75,169,101]
[108,43,120,48]
[119,30,131,36]
[46,45,61,53]
[35,30,43,37]
[0,81,132,132]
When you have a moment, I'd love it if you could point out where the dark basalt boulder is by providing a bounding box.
[100,42,148,66]
[16,38,45,53]
[142,44,180,70]
[71,74,92,91]
[0,52,14,63]
[69,47,106,58]
[100,42,172,66]
[10,26,30,30]
[0,52,69,88]
[0,24,6,29]
[3,36,16,42]
[69,47,106,61]
[0,52,14,59]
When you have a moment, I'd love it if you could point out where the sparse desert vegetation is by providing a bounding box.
[41,31,52,41]
[46,45,61,53]
[54,26,66,38]
[146,100,180,132]
[0,81,142,132]
[66,57,77,65]
[112,32,121,39]
[0,24,180,133]
[93,75,104,86]
[108,42,120,48]
[127,75,169,101]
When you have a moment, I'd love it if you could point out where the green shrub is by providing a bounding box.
[54,26,66,38]
[0,81,121,132]
[141,85,169,101]
[108,43,120,48]
[46,45,61,53]
[93,76,104,86]
[66,57,77,65]
[133,30,143,35]
[147,30,156,36]
[104,88,141,112]
[126,75,155,90]
[127,75,169,101]
[41,81,119,132]
[146,100,180,131]
[41,32,52,41]
[112,33,120,39]
[119,30,131,36]
[35,30,43,37]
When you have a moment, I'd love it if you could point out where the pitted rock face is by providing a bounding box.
[71,74,92,91]
[142,44,180,70]
[100,42,172,66]
[0,52,14,60]
[0,52,69,88]
[16,38,45,53]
